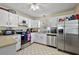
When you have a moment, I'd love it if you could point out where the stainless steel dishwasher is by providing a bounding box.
[47,34,57,47]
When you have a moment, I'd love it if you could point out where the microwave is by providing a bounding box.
[50,27,57,33]
[47,27,57,33]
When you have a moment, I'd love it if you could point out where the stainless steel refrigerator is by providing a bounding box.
[57,17,79,54]
[65,20,79,54]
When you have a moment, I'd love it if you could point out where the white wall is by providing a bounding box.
[75,4,79,14]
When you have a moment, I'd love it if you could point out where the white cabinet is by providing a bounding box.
[28,19,34,28]
[18,16,25,25]
[18,16,29,26]
[9,13,18,27]
[25,18,29,25]
[16,35,21,51]
[38,20,41,28]
[12,35,21,51]
[31,33,35,43]
[31,33,47,44]
[33,20,38,28]
[29,19,33,28]
[28,20,39,28]
[0,9,9,26]
[28,19,31,28]
[35,33,47,44]
[28,20,33,28]
[0,9,18,27]
[47,17,58,27]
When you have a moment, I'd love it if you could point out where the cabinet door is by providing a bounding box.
[33,20,37,28]
[31,33,36,43]
[16,35,21,51]
[29,20,38,28]
[9,13,18,27]
[29,20,34,28]
[12,35,21,51]
[39,34,47,44]
[48,17,58,27]
[34,34,39,42]
[38,20,40,28]
[0,9,9,26]
[18,16,23,25]
[35,20,39,28]
[34,34,47,44]
[18,16,28,26]
[25,18,29,25]
[28,19,31,28]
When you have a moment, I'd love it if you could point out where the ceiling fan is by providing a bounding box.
[30,3,40,11]
[28,3,48,17]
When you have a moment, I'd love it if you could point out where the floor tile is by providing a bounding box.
[17,43,70,55]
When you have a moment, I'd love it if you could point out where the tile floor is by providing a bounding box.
[17,43,70,55]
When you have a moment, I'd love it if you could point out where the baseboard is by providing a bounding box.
[58,49,77,55]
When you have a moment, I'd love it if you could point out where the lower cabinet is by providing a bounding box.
[37,34,47,44]
[31,33,35,43]
[12,35,21,51]
[31,33,47,44]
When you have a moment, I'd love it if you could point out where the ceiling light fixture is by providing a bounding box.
[30,3,39,11]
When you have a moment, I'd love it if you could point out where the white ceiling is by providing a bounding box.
[0,3,78,17]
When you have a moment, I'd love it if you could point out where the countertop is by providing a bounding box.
[0,35,17,48]
[47,33,57,36]
[31,32,57,36]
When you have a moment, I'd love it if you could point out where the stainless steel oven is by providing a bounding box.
[47,27,57,47]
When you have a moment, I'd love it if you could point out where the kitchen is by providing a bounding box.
[0,3,79,55]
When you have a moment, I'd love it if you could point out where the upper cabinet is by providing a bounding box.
[48,17,58,27]
[28,19,32,28]
[32,20,36,28]
[0,9,40,28]
[0,9,19,27]
[37,20,41,28]
[0,9,9,27]
[18,16,29,27]
[28,20,39,28]
[9,13,18,27]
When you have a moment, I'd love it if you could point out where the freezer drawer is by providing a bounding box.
[65,34,79,54]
